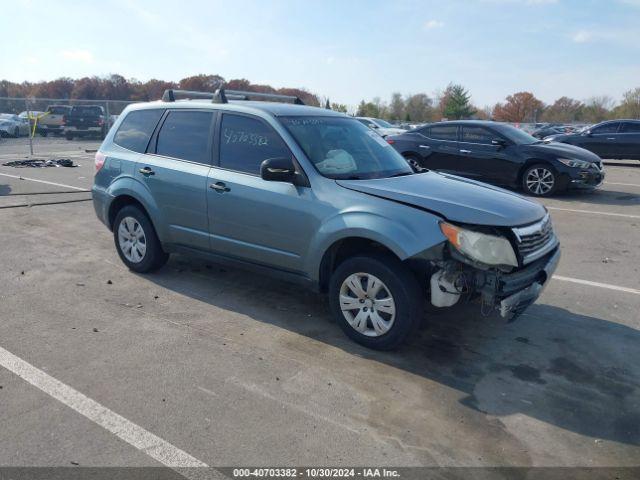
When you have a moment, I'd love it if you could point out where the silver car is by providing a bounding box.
[0,113,31,137]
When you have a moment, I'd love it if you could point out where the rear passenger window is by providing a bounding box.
[461,126,494,144]
[429,125,458,141]
[620,122,640,133]
[591,123,619,134]
[114,109,164,153]
[219,114,290,175]
[156,111,213,163]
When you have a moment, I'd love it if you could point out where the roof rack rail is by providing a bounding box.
[161,88,305,105]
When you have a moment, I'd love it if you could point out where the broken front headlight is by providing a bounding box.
[440,222,518,267]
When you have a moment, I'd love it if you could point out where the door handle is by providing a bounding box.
[419,145,431,149]
[459,149,472,154]
[138,167,155,175]
[606,137,616,140]
[210,181,230,193]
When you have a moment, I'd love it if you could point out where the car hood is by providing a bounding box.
[337,171,546,227]
[526,140,600,162]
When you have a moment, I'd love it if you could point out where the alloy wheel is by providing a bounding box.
[117,216,147,263]
[339,273,396,337]
[526,167,555,195]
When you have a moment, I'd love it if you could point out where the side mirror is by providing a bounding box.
[583,131,592,137]
[369,124,379,129]
[261,157,297,183]
[491,139,507,147]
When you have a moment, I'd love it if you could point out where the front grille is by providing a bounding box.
[512,214,557,264]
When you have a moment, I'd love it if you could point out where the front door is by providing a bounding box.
[206,112,316,274]
[582,122,621,158]
[458,125,515,184]
[135,109,215,251]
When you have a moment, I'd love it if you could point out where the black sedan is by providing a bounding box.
[544,119,640,160]
[386,120,604,197]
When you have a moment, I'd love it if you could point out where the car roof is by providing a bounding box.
[428,120,501,127]
[125,99,347,118]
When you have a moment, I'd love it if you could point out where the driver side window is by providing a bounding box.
[591,123,620,134]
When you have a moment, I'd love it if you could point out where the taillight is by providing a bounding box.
[61,115,66,125]
[98,118,104,126]
[386,139,395,145]
[95,151,106,172]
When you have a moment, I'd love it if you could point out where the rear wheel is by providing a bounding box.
[65,133,73,140]
[13,127,19,138]
[113,205,169,273]
[329,255,422,350]
[522,164,558,197]
[403,154,425,172]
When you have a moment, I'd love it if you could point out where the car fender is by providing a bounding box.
[305,207,445,283]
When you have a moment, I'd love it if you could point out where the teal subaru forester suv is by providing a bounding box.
[93,88,559,350]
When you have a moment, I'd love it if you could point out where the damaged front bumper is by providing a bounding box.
[477,247,560,318]
[429,246,560,319]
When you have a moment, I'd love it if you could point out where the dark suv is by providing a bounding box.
[93,90,559,350]
[545,119,640,161]
[387,120,604,197]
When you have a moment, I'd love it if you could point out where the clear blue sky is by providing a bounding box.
[1,0,639,108]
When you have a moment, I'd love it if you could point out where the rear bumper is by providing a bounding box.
[477,246,560,318]
[92,185,113,230]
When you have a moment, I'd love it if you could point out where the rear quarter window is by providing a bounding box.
[113,109,164,153]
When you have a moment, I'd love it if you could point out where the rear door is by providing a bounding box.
[135,109,215,251]
[618,121,640,160]
[458,125,514,184]
[419,124,460,172]
[206,112,316,274]
[584,122,621,158]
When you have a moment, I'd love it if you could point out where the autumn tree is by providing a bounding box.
[178,74,224,91]
[493,91,544,123]
[331,102,348,113]
[542,96,584,123]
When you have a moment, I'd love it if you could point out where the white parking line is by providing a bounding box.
[0,345,208,468]
[553,275,640,295]
[0,172,88,192]
[605,182,640,187]
[546,206,640,219]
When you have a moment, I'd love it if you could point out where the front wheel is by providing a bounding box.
[113,205,169,273]
[329,255,422,350]
[522,164,558,197]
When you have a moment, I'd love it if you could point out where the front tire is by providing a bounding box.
[329,255,422,350]
[113,205,169,273]
[403,153,426,172]
[522,164,558,197]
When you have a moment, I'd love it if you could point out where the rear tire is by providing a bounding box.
[403,153,425,172]
[522,163,558,197]
[329,254,422,350]
[113,205,169,273]
[13,127,19,138]
[65,133,73,140]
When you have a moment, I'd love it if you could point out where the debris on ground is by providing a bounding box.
[107,280,112,285]
[92,328,99,333]
[3,159,76,168]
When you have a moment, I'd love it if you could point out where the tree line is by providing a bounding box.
[2,74,639,123]
[0,74,321,113]
[357,84,640,124]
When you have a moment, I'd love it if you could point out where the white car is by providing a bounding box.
[0,113,31,137]
[356,117,407,137]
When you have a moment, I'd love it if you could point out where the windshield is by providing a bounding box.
[280,116,413,180]
[494,124,540,145]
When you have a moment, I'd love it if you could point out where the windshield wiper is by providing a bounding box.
[388,171,413,178]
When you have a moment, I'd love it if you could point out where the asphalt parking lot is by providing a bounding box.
[0,137,639,472]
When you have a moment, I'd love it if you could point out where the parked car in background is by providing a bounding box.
[544,119,640,160]
[387,120,604,197]
[38,105,72,136]
[532,125,569,139]
[0,113,30,137]
[356,117,407,137]
[64,105,106,139]
[93,89,559,350]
